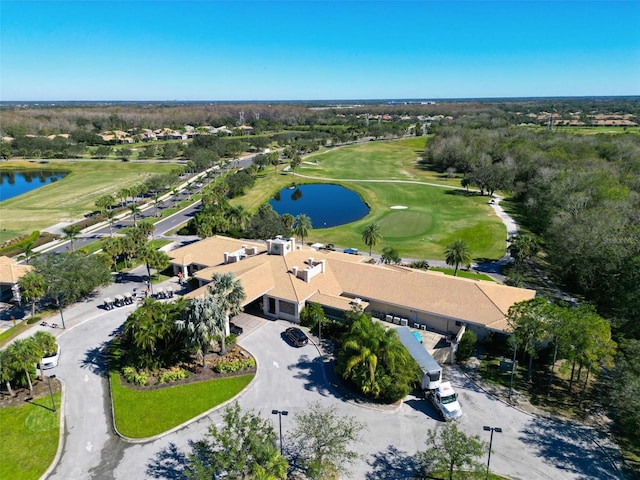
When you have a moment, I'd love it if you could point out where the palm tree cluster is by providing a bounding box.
[100,220,170,279]
[336,310,418,402]
[121,273,246,372]
[1,331,57,397]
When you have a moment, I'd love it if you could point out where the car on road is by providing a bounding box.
[41,343,61,369]
[343,247,359,255]
[230,322,243,336]
[285,327,308,347]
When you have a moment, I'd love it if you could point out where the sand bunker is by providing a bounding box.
[390,205,408,209]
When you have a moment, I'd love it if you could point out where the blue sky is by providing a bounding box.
[1,1,638,101]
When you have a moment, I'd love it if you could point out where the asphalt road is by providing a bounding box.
[41,302,622,480]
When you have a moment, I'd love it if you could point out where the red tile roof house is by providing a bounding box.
[168,236,536,341]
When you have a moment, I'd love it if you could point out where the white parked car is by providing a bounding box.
[41,343,61,369]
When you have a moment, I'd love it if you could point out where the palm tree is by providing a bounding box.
[129,203,140,226]
[137,244,170,285]
[362,222,382,256]
[62,224,81,252]
[104,208,117,237]
[124,300,170,356]
[103,237,123,271]
[176,295,225,367]
[33,331,56,380]
[208,273,246,354]
[7,338,40,396]
[229,205,251,232]
[281,213,295,231]
[444,239,472,276]
[22,239,36,264]
[340,315,408,398]
[20,270,46,317]
[0,350,17,397]
[294,214,312,246]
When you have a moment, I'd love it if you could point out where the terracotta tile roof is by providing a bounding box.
[0,256,33,285]
[170,237,536,332]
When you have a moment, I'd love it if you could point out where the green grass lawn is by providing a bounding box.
[0,393,61,480]
[236,138,506,260]
[110,371,253,438]
[0,159,176,238]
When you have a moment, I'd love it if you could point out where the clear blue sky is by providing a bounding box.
[1,1,638,101]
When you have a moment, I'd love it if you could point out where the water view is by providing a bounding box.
[0,170,68,202]
[269,183,369,228]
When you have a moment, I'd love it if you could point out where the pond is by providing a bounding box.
[0,170,69,202]
[269,183,369,228]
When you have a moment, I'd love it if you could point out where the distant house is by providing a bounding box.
[168,236,536,339]
[0,256,33,303]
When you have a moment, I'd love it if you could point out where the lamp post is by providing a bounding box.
[483,426,502,480]
[271,409,288,455]
[47,375,56,412]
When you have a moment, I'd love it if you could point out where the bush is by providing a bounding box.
[158,367,190,384]
[213,357,255,374]
[122,366,149,386]
[456,330,477,363]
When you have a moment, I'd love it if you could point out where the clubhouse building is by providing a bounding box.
[168,236,536,339]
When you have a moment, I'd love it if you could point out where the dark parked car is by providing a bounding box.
[230,322,243,336]
[285,327,308,347]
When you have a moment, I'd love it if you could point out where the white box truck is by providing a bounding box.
[396,326,462,420]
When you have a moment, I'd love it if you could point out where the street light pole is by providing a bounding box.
[483,426,502,480]
[271,409,288,455]
[47,375,56,412]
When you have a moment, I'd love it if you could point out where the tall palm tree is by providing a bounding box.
[208,273,246,354]
[33,331,56,380]
[294,214,312,246]
[444,239,472,276]
[361,222,382,256]
[62,224,81,252]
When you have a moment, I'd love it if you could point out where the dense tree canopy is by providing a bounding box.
[33,252,112,306]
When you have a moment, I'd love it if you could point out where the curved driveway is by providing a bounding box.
[45,313,620,480]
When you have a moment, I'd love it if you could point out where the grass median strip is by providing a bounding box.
[109,371,253,438]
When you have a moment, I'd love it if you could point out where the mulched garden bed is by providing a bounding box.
[119,345,256,391]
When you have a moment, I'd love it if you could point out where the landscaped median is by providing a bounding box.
[110,371,253,438]
[108,337,255,439]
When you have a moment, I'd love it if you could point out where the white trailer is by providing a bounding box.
[396,326,442,391]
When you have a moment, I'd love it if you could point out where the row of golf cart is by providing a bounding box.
[103,292,134,310]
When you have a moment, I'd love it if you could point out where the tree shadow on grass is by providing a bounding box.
[366,444,423,479]
[519,416,624,480]
[145,442,190,479]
